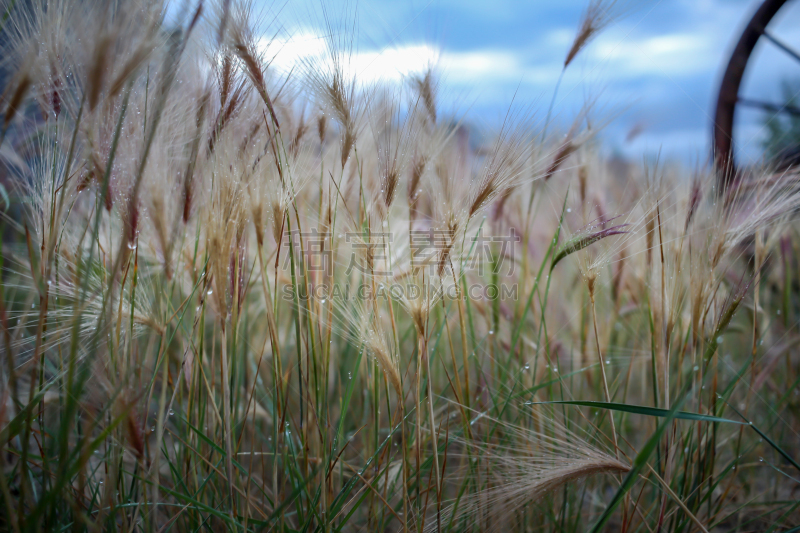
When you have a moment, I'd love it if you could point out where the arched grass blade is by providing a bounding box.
[532,400,746,424]
[589,386,690,533]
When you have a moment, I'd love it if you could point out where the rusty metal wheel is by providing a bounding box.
[713,0,798,187]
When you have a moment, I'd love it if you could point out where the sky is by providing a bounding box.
[257,0,800,165]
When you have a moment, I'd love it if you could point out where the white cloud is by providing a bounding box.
[351,45,439,83]
[589,32,715,77]
[260,28,548,88]
[262,30,327,69]
[261,29,438,84]
[440,50,521,82]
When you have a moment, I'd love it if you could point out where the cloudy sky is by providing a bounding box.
[258,0,800,164]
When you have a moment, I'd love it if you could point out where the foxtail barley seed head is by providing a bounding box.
[564,0,618,69]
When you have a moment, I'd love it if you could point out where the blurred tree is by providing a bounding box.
[762,79,800,168]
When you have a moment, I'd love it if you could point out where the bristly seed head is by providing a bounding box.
[564,0,618,69]
[552,215,630,270]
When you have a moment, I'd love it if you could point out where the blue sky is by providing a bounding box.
[261,0,800,164]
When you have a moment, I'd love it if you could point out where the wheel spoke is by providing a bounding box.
[762,29,800,64]
[738,97,800,117]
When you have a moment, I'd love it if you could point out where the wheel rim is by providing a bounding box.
[713,0,789,187]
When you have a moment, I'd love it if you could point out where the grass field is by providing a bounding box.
[1,0,799,531]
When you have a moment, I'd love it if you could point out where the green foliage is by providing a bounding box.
[762,79,800,164]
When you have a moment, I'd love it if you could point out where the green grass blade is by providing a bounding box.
[589,386,691,533]
[533,400,746,425]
